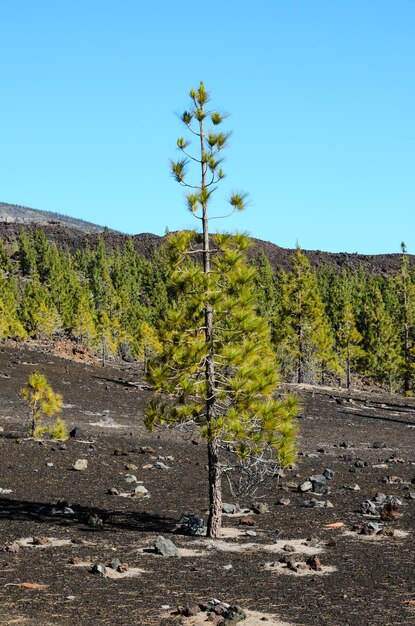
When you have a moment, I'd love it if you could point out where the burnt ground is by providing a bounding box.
[0,344,414,625]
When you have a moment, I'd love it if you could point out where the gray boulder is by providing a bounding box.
[154,536,179,557]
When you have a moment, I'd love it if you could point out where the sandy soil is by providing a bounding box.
[0,344,414,626]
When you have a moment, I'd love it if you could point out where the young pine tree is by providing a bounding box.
[145,83,298,538]
[22,372,65,439]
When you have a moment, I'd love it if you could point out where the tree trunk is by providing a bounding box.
[346,351,351,389]
[199,105,221,538]
[207,438,222,537]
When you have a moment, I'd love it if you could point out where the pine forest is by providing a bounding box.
[0,228,414,395]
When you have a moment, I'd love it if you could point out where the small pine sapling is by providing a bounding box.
[22,372,67,439]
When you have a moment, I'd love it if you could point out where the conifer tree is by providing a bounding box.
[18,230,37,276]
[145,83,298,538]
[22,372,65,438]
[336,301,363,389]
[396,243,415,393]
[275,247,335,383]
[360,277,400,391]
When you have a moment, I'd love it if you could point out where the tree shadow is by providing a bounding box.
[0,496,176,534]
[92,375,143,389]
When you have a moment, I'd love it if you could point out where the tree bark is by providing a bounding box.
[207,438,222,537]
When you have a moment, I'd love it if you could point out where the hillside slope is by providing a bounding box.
[0,201,409,274]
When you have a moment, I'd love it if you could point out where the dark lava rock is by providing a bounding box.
[306,555,322,571]
[310,474,328,494]
[372,441,387,449]
[173,513,205,536]
[69,427,86,439]
[90,563,106,576]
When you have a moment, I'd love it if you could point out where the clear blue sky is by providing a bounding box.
[1,1,414,254]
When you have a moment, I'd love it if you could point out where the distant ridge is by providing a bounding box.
[0,201,410,275]
[0,202,114,234]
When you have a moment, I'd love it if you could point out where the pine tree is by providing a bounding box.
[396,243,415,393]
[360,277,400,391]
[336,301,363,389]
[18,230,37,276]
[22,372,65,438]
[275,247,335,384]
[145,83,298,538]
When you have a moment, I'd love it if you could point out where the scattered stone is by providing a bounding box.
[181,604,202,617]
[117,562,129,573]
[223,564,233,571]
[90,563,107,576]
[323,468,335,480]
[133,485,149,497]
[385,495,402,505]
[282,543,296,553]
[382,475,405,485]
[304,537,319,547]
[73,459,88,471]
[32,536,50,546]
[310,474,328,494]
[252,502,269,514]
[306,555,322,571]
[360,500,378,516]
[366,522,382,535]
[173,513,204,535]
[46,462,54,467]
[245,530,257,537]
[155,461,169,470]
[380,502,400,522]
[221,605,246,623]
[107,487,119,495]
[69,427,86,439]
[302,498,325,508]
[372,441,387,449]
[125,463,138,471]
[372,493,386,504]
[239,516,255,527]
[108,558,121,570]
[372,463,388,469]
[68,556,82,564]
[154,536,179,557]
[222,503,237,514]
[5,542,20,553]
[125,474,137,483]
[139,446,155,454]
[0,487,13,495]
[299,480,313,492]
[346,484,360,491]
[63,507,75,515]
[114,448,128,456]
[65,595,76,601]
[85,512,104,528]
[276,497,291,506]
[406,492,415,500]
[355,460,366,468]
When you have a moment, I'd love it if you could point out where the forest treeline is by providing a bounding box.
[0,229,414,394]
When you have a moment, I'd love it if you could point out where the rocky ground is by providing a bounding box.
[0,343,414,626]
